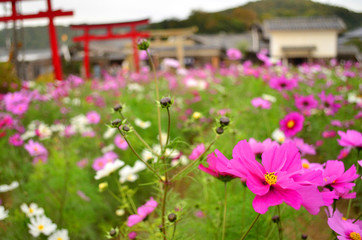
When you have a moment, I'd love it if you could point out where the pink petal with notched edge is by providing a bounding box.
[252,187,302,214]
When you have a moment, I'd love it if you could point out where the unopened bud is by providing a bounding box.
[137,38,150,50]
[219,116,230,126]
[301,234,308,240]
[113,104,123,112]
[122,125,130,132]
[272,215,280,223]
[160,97,172,108]
[216,127,224,135]
[168,213,177,222]
[111,119,122,128]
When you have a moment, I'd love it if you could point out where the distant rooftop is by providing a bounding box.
[264,16,346,32]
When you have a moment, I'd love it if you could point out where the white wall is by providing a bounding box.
[270,30,338,60]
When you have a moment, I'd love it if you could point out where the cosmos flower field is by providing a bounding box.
[0,47,361,240]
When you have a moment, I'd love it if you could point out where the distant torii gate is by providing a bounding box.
[71,19,150,78]
[0,0,73,80]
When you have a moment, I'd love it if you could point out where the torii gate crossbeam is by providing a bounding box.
[0,0,74,80]
[71,19,150,78]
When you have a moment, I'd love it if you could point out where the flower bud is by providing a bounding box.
[111,119,122,128]
[122,125,130,132]
[272,215,280,223]
[301,234,308,240]
[98,182,108,192]
[216,127,224,135]
[109,229,116,236]
[137,38,150,50]
[160,97,172,108]
[168,213,177,222]
[113,104,123,112]
[219,116,230,126]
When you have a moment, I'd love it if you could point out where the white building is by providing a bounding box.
[263,16,346,63]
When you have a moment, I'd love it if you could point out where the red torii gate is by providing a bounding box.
[0,0,73,80]
[70,19,150,78]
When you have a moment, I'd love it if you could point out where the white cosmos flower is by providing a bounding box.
[50,124,65,133]
[348,93,362,104]
[21,203,44,218]
[0,206,9,220]
[179,155,189,165]
[157,132,168,146]
[28,215,57,237]
[95,159,125,180]
[128,83,144,92]
[271,128,286,143]
[262,94,276,103]
[21,130,36,141]
[37,123,52,140]
[119,160,146,183]
[0,181,19,192]
[141,149,154,162]
[48,229,69,240]
[101,144,115,154]
[134,118,151,129]
[103,128,117,139]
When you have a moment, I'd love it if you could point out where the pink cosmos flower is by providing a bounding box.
[327,207,362,240]
[9,133,23,146]
[189,144,205,160]
[248,138,278,156]
[77,158,88,168]
[77,190,90,202]
[128,232,137,239]
[198,150,236,181]
[92,157,107,171]
[301,159,323,171]
[4,92,31,115]
[338,148,351,160]
[322,160,359,197]
[226,48,242,61]
[269,76,298,91]
[251,98,271,109]
[114,135,128,150]
[337,130,362,148]
[289,138,316,156]
[86,111,101,124]
[294,95,318,112]
[319,91,341,116]
[24,140,48,157]
[279,112,304,137]
[194,210,206,218]
[127,197,158,227]
[228,140,304,214]
[322,130,336,138]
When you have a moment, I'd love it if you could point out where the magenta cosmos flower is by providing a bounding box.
[86,111,101,124]
[189,144,205,160]
[229,140,304,214]
[322,160,359,197]
[127,197,158,227]
[269,76,298,91]
[294,95,318,112]
[337,130,362,148]
[226,48,242,61]
[327,207,362,240]
[280,112,304,137]
[114,135,128,150]
[319,91,341,116]
[198,150,236,182]
[248,138,278,156]
[9,133,24,146]
[251,98,271,109]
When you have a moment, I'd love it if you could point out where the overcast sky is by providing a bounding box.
[0,0,360,27]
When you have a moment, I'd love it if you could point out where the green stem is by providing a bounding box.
[117,128,162,181]
[171,222,177,240]
[166,107,171,147]
[347,154,360,219]
[146,50,163,150]
[241,213,261,240]
[120,112,159,157]
[222,182,228,240]
[107,188,123,204]
[170,136,219,181]
[353,212,362,223]
[277,205,283,240]
[161,182,169,240]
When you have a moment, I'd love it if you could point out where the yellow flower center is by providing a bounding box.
[192,112,201,120]
[278,136,285,143]
[37,224,44,231]
[302,163,310,169]
[342,217,347,221]
[287,120,295,129]
[350,232,361,240]
[29,208,34,213]
[57,238,63,240]
[265,172,277,185]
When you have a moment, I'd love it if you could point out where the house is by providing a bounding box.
[263,16,346,64]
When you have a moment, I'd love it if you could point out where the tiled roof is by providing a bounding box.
[264,16,346,31]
